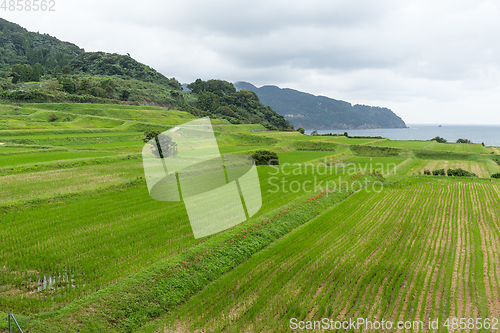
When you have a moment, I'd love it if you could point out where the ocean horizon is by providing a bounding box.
[304,124,500,147]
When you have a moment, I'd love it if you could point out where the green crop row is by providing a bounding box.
[137,177,499,333]
[16,173,377,332]
[0,164,371,315]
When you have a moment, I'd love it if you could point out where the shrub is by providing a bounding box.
[48,113,58,122]
[251,150,279,166]
[62,78,77,94]
[423,169,431,175]
[431,136,447,143]
[447,168,477,177]
[121,89,130,101]
[456,138,472,144]
[432,169,446,176]
[491,173,500,179]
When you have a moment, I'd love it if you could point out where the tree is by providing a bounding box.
[121,89,130,101]
[197,91,220,112]
[204,79,236,95]
[62,78,76,93]
[79,78,91,91]
[249,116,261,124]
[251,150,279,165]
[62,65,72,75]
[17,64,32,82]
[432,169,445,176]
[187,78,205,94]
[31,63,44,82]
[447,168,477,177]
[311,130,318,136]
[100,79,116,98]
[10,72,20,84]
[52,66,62,76]
[142,130,178,158]
[344,132,349,137]
[297,127,305,134]
[9,64,33,83]
[217,106,237,118]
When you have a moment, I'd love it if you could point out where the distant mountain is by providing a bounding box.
[234,81,407,130]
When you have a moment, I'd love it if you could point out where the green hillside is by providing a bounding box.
[0,19,292,130]
[0,18,84,72]
[69,52,182,89]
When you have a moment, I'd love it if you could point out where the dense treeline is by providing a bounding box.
[0,74,188,107]
[423,168,478,177]
[69,52,181,90]
[184,79,292,130]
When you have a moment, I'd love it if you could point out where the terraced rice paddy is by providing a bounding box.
[0,150,122,168]
[429,142,489,154]
[0,159,144,203]
[145,178,500,333]
[368,139,433,149]
[0,159,358,313]
[1,102,500,332]
[407,159,495,178]
[277,151,338,165]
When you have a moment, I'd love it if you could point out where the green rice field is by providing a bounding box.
[1,102,499,332]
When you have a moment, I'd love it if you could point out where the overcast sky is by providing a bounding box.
[3,0,500,124]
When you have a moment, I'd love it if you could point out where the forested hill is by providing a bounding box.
[69,52,181,89]
[0,18,84,72]
[0,18,180,89]
[0,19,292,130]
[234,81,407,130]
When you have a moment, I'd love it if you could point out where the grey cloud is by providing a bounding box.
[3,0,500,124]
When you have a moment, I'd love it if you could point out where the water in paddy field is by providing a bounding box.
[305,125,500,146]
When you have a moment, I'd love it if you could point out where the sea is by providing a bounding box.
[304,125,500,147]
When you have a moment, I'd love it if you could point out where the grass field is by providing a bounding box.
[0,150,122,168]
[1,102,500,332]
[368,139,433,149]
[344,156,405,174]
[406,159,497,178]
[277,151,338,164]
[0,160,363,313]
[428,142,489,154]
